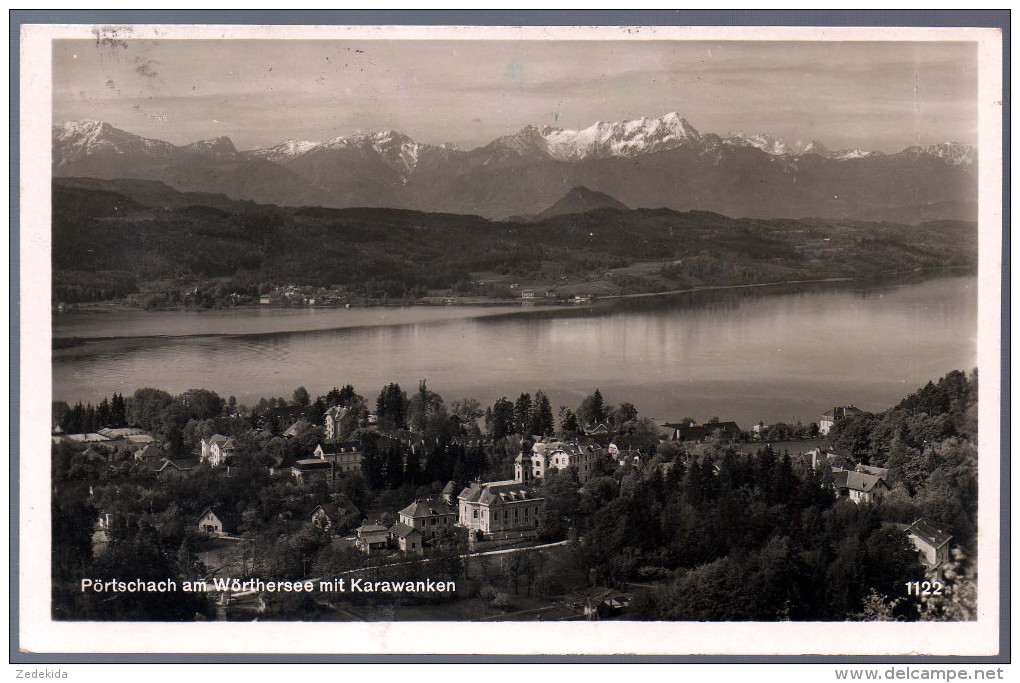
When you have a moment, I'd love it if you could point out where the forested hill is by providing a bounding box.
[52,178,977,305]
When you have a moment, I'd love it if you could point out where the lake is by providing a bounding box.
[52,275,977,427]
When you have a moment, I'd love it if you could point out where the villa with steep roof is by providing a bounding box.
[457,476,544,536]
[200,434,237,467]
[313,442,363,474]
[819,405,864,435]
[323,405,349,442]
[529,438,605,483]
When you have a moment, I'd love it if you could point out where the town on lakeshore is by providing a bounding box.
[52,371,976,622]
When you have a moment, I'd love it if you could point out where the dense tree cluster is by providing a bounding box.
[53,393,128,433]
[827,370,978,551]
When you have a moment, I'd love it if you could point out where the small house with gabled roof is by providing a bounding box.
[354,523,390,554]
[388,522,424,555]
[155,458,198,476]
[832,469,889,504]
[197,508,223,536]
[134,443,163,461]
[283,419,311,439]
[309,494,361,534]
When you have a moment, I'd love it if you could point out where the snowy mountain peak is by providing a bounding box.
[541,112,703,161]
[905,142,976,167]
[801,140,873,160]
[247,139,322,161]
[53,119,175,165]
[724,131,792,156]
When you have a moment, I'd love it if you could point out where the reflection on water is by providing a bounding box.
[53,276,977,426]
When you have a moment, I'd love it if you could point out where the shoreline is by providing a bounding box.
[56,265,973,316]
[52,268,975,345]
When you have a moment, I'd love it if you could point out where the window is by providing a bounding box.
[431,518,436,525]
[473,510,478,519]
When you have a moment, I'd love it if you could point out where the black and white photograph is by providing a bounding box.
[16,20,1004,658]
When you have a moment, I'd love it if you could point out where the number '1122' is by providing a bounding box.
[905,580,943,596]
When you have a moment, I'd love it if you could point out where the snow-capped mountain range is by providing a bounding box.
[52,113,978,222]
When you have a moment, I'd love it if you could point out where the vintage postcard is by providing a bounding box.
[17,21,1004,657]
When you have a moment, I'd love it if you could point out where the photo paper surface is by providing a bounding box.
[18,22,1004,656]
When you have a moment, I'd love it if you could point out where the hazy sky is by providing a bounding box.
[53,39,978,152]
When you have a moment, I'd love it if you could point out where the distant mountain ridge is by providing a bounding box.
[52,113,978,222]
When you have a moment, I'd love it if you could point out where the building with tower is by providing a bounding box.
[457,448,545,538]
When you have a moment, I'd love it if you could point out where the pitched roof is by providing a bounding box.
[134,443,162,460]
[283,419,311,437]
[97,427,146,438]
[311,494,361,522]
[66,432,111,443]
[325,405,349,420]
[161,458,198,472]
[356,523,389,535]
[907,519,952,549]
[833,469,887,493]
[822,405,864,419]
[196,507,220,523]
[399,499,455,519]
[331,493,360,516]
[459,480,543,507]
[857,464,891,478]
[705,421,741,434]
[293,459,332,470]
[83,447,106,461]
[441,481,457,496]
[315,442,361,456]
[389,522,423,539]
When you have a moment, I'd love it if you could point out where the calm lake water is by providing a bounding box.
[52,276,976,427]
